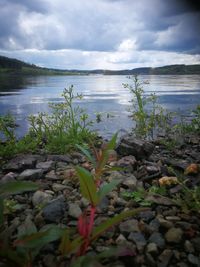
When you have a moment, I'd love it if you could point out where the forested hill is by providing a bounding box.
[0,55,200,75]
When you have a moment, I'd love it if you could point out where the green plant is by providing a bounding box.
[28,85,95,153]
[58,134,146,266]
[123,75,173,139]
[0,113,16,142]
[122,188,151,207]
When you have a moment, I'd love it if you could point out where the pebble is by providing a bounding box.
[119,219,140,234]
[146,242,158,254]
[18,169,44,180]
[32,190,53,207]
[187,254,200,266]
[148,232,165,249]
[42,197,66,223]
[165,227,183,243]
[68,203,82,219]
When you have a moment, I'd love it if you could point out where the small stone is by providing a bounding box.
[165,227,183,243]
[68,203,82,219]
[187,254,200,266]
[146,242,158,254]
[157,249,173,267]
[18,169,44,180]
[138,210,156,222]
[117,155,137,168]
[191,237,200,252]
[42,197,66,223]
[32,190,53,207]
[122,175,138,189]
[157,215,174,229]
[0,172,17,183]
[47,154,72,163]
[119,219,140,234]
[52,183,68,192]
[36,161,55,172]
[115,234,127,245]
[128,232,146,252]
[184,240,194,253]
[145,194,175,206]
[148,232,165,249]
[45,170,60,180]
[165,216,181,221]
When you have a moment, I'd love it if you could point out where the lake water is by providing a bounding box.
[0,74,200,138]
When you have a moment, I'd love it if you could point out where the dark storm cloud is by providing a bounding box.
[0,0,199,57]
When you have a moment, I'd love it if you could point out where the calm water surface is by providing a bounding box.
[0,74,200,138]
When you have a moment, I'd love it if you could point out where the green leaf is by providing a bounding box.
[0,181,39,197]
[15,226,64,250]
[0,248,25,267]
[106,133,118,150]
[76,166,98,205]
[91,208,147,241]
[59,229,71,255]
[98,180,120,201]
[76,144,96,166]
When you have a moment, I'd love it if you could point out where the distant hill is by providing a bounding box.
[0,55,200,75]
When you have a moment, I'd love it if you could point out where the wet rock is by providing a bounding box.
[157,249,173,267]
[32,190,53,207]
[36,161,55,172]
[68,203,82,219]
[18,169,44,180]
[116,135,155,159]
[42,197,66,223]
[119,219,140,234]
[148,232,165,249]
[165,227,183,243]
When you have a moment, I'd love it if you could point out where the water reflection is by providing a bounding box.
[0,74,199,138]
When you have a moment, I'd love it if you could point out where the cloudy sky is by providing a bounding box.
[0,0,200,69]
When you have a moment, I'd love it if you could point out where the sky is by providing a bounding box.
[0,0,200,70]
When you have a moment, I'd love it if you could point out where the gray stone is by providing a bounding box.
[45,170,60,180]
[32,190,53,207]
[116,135,155,159]
[115,234,127,245]
[157,249,173,267]
[0,172,17,183]
[42,197,66,222]
[145,194,175,206]
[47,154,72,163]
[184,240,194,253]
[119,219,140,234]
[36,161,55,172]
[3,155,44,171]
[18,169,44,180]
[165,227,183,243]
[117,155,137,168]
[52,183,68,192]
[128,232,147,252]
[146,242,158,254]
[68,203,82,219]
[148,232,165,249]
[188,254,200,266]
[138,210,156,222]
[122,174,138,189]
[156,215,174,229]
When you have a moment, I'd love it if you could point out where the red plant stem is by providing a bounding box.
[78,205,96,256]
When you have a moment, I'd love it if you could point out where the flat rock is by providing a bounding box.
[45,170,61,180]
[36,161,55,172]
[47,154,72,163]
[145,194,175,206]
[3,155,44,171]
[116,135,155,159]
[18,169,44,180]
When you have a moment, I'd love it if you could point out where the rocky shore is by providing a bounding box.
[0,133,200,267]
